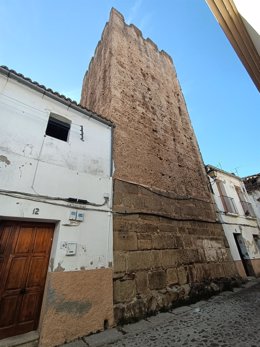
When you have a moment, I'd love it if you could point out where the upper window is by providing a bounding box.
[253,235,260,252]
[235,186,255,217]
[45,113,71,142]
[216,180,238,214]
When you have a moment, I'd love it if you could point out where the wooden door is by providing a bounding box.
[0,221,54,339]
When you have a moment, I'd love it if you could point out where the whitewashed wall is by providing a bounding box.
[0,73,113,271]
[209,170,260,262]
[247,190,260,225]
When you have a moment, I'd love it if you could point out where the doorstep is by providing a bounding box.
[0,331,39,347]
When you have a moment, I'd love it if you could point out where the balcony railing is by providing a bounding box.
[240,201,256,217]
[220,195,238,214]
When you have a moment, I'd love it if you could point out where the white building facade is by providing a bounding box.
[206,165,260,279]
[244,174,260,224]
[0,66,114,346]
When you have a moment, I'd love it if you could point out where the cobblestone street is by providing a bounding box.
[66,279,260,347]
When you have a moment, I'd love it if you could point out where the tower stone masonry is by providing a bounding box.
[81,8,239,323]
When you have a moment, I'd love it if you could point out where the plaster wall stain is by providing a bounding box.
[56,300,92,315]
[22,144,33,156]
[86,158,104,175]
[245,239,260,255]
[0,155,11,165]
[39,269,113,347]
[48,287,92,315]
[54,262,65,272]
[49,258,54,272]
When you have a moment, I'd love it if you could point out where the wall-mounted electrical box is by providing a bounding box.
[66,242,77,256]
[77,212,84,221]
[69,211,77,220]
[69,210,84,221]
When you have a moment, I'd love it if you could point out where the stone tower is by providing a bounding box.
[81,8,238,323]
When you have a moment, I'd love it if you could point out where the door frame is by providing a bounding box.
[233,233,255,276]
[0,220,56,339]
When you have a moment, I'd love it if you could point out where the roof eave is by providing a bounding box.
[0,66,114,128]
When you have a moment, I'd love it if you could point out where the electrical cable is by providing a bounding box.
[115,177,214,204]
[0,190,109,208]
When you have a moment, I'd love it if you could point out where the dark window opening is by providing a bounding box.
[46,115,70,142]
[253,235,260,252]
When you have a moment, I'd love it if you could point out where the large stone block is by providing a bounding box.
[127,251,152,271]
[113,216,128,232]
[113,192,123,206]
[135,271,149,294]
[114,179,139,195]
[187,249,201,264]
[197,248,206,262]
[151,250,162,268]
[113,251,127,273]
[177,266,188,285]
[204,248,218,262]
[148,270,166,290]
[181,235,193,248]
[210,262,225,278]
[159,224,179,234]
[143,195,163,212]
[114,279,136,303]
[221,248,233,261]
[190,263,205,282]
[114,231,137,251]
[166,268,178,285]
[137,233,152,250]
[152,232,178,249]
[161,249,179,268]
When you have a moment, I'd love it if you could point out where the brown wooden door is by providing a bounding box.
[0,221,54,339]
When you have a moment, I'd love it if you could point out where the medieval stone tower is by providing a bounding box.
[81,8,238,323]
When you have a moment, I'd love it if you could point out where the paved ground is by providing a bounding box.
[65,279,260,347]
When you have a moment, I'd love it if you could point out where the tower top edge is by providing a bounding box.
[108,7,173,66]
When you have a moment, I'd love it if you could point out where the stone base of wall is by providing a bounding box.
[112,179,241,324]
[114,276,241,324]
[39,269,113,347]
[113,210,240,324]
[235,260,247,278]
[251,258,260,277]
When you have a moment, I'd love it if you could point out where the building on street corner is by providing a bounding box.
[243,173,260,225]
[0,66,114,346]
[206,165,260,278]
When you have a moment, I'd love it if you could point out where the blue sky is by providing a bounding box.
[1,0,259,177]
